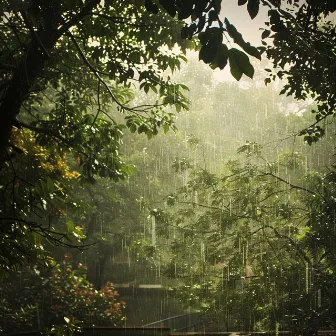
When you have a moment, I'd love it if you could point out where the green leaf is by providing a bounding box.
[163,123,169,133]
[138,124,148,134]
[150,85,158,93]
[32,232,43,246]
[120,164,136,176]
[146,130,153,139]
[179,84,189,91]
[247,0,259,19]
[73,226,86,240]
[229,48,254,80]
[67,220,75,233]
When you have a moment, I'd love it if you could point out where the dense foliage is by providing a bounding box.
[261,0,336,144]
[1,0,335,276]
[127,58,336,334]
[143,143,336,333]
[1,0,336,334]
[0,256,124,334]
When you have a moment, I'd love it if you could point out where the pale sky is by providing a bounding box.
[214,0,269,81]
[220,0,268,45]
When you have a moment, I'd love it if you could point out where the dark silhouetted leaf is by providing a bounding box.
[188,23,197,39]
[243,42,261,60]
[225,18,261,59]
[211,43,229,70]
[199,44,216,64]
[194,0,208,16]
[159,0,176,17]
[214,0,222,14]
[178,0,194,20]
[247,0,259,19]
[181,26,189,39]
[261,29,271,39]
[197,15,206,33]
[145,0,159,14]
[208,10,218,23]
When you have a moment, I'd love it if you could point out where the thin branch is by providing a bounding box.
[66,31,128,113]
[92,80,102,125]
[263,172,317,196]
[13,217,97,249]
[67,31,164,118]
[176,200,252,220]
[258,189,288,203]
[19,10,50,59]
[5,149,16,219]
[90,12,172,28]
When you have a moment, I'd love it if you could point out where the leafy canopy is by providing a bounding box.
[0,0,192,274]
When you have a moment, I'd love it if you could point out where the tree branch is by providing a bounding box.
[57,0,100,37]
[264,172,317,196]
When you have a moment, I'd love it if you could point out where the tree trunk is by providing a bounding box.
[0,0,100,168]
[0,31,59,167]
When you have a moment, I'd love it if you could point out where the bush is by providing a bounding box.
[0,256,125,334]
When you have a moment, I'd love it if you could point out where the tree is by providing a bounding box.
[127,58,336,332]
[261,0,336,144]
[0,0,191,273]
[1,0,335,276]
[142,139,336,333]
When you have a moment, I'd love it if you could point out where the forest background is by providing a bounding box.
[0,0,336,335]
